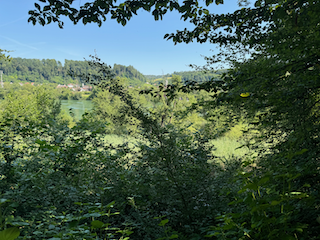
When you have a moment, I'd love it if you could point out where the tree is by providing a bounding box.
[30,0,320,194]
[27,0,320,238]
[171,75,182,88]
[0,49,11,61]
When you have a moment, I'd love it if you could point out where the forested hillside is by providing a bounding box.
[172,70,221,83]
[113,64,147,85]
[0,58,147,85]
[0,57,219,86]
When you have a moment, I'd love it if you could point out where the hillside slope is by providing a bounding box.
[0,58,147,86]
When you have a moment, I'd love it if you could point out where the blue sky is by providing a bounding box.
[1,0,243,75]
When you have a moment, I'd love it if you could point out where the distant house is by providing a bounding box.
[57,83,92,91]
[57,84,68,89]
[80,85,92,91]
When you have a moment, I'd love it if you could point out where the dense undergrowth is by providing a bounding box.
[0,83,237,240]
[0,53,319,240]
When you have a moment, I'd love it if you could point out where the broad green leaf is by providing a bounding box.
[48,224,55,229]
[68,220,79,228]
[91,220,104,229]
[0,227,20,240]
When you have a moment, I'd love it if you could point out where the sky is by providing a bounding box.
[0,0,244,75]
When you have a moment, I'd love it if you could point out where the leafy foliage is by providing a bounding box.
[6,0,320,239]
[0,49,12,62]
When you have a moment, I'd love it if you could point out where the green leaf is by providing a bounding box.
[240,92,250,98]
[271,200,282,205]
[48,224,55,229]
[290,192,302,195]
[35,3,41,10]
[203,9,209,15]
[205,0,213,6]
[238,182,258,194]
[0,198,9,204]
[10,221,29,226]
[39,18,45,26]
[158,219,169,226]
[74,202,89,206]
[68,220,79,228]
[106,201,115,208]
[257,176,269,185]
[0,227,20,240]
[91,220,104,229]
[169,234,179,239]
[296,149,308,155]
[83,212,101,218]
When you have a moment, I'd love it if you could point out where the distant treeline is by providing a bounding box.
[173,70,223,83]
[0,58,147,85]
[146,70,223,84]
[0,57,223,86]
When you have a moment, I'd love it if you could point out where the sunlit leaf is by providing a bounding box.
[240,92,250,98]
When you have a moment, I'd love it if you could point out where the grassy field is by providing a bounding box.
[104,132,251,164]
